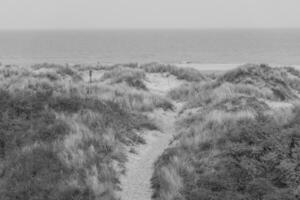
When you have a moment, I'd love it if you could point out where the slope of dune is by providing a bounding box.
[151,64,300,200]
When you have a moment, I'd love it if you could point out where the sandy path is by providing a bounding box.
[118,109,177,200]
[118,73,182,200]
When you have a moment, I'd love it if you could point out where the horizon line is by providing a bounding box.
[0,27,300,31]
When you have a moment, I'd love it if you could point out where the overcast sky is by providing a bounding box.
[0,0,299,29]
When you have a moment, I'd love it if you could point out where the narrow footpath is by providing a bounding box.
[118,73,183,200]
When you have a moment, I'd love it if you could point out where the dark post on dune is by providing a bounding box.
[86,69,93,95]
[89,70,93,83]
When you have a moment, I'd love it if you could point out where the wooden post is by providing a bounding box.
[89,70,92,83]
[87,70,93,95]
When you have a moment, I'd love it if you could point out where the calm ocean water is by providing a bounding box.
[0,29,300,66]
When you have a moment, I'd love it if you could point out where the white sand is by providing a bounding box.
[118,109,178,200]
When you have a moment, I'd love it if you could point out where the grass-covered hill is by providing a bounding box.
[0,63,161,200]
[2,62,299,200]
[0,62,204,200]
[152,64,300,200]
[218,64,300,100]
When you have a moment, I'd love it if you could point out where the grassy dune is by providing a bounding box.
[152,64,300,200]
[0,62,205,200]
[0,63,159,200]
[2,62,299,200]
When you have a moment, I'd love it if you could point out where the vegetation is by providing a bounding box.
[0,63,161,200]
[32,63,82,81]
[141,62,206,82]
[101,67,148,90]
[3,62,300,200]
[218,64,299,100]
[152,64,300,200]
[85,82,174,112]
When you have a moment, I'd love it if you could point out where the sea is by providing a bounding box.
[0,29,300,69]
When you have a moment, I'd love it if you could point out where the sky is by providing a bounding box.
[0,0,299,29]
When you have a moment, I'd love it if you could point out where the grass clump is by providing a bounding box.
[101,67,147,90]
[31,63,82,81]
[56,66,82,81]
[168,82,205,101]
[141,62,206,82]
